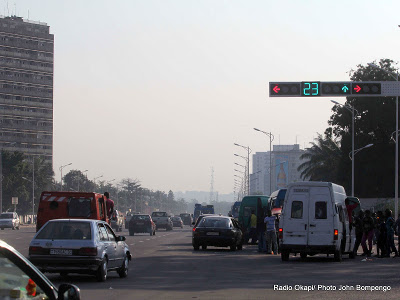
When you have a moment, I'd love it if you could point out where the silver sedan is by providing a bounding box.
[29,219,131,282]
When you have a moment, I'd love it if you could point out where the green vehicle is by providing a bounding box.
[238,196,271,243]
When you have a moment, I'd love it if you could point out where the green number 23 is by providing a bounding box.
[303,82,319,96]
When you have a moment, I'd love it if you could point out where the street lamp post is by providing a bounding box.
[234,152,249,196]
[22,175,35,223]
[254,128,275,195]
[59,163,72,191]
[77,169,88,191]
[331,100,360,197]
[349,144,374,195]
[234,143,251,196]
[368,62,399,219]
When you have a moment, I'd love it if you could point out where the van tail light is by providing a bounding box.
[29,246,44,255]
[278,228,283,239]
[334,229,338,240]
[79,247,97,256]
[193,227,196,232]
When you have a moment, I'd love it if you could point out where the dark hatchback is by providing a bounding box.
[192,216,243,251]
[129,214,156,236]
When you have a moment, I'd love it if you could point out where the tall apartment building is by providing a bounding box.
[250,144,305,195]
[0,16,54,165]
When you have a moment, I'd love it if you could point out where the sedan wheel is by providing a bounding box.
[230,244,236,251]
[237,243,243,250]
[96,259,108,282]
[118,256,129,278]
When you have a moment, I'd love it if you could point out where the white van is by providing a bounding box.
[279,181,355,262]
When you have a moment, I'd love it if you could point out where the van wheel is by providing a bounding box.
[193,244,200,251]
[334,249,342,262]
[281,250,289,261]
[300,252,307,260]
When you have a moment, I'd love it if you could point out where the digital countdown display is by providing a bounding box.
[269,82,383,97]
[301,82,320,96]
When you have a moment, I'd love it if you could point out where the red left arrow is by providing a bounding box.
[354,85,361,93]
[273,85,280,93]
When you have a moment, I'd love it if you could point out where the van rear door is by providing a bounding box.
[307,187,334,246]
[283,188,309,245]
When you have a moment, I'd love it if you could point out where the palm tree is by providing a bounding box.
[297,133,342,182]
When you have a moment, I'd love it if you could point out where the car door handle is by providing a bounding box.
[310,224,316,227]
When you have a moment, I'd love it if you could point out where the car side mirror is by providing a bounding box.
[58,283,81,300]
[117,236,126,242]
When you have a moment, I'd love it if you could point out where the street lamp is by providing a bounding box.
[22,176,35,223]
[349,144,374,195]
[254,128,275,195]
[368,62,399,219]
[331,100,360,197]
[234,143,251,196]
[77,169,88,191]
[59,163,72,191]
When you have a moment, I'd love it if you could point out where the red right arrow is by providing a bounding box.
[354,85,361,93]
[273,85,280,93]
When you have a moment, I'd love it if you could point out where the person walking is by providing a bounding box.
[264,211,278,255]
[104,192,114,220]
[385,209,399,257]
[256,205,267,253]
[376,211,387,258]
[353,210,364,256]
[361,210,375,257]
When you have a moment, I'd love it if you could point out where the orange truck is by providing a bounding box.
[36,191,110,232]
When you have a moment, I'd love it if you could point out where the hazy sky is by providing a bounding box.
[9,0,400,194]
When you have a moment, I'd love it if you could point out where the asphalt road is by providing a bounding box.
[1,226,400,300]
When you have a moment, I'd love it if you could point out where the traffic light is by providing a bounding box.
[269,82,301,97]
[351,83,381,95]
[321,82,351,96]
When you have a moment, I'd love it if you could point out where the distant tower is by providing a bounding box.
[209,167,214,203]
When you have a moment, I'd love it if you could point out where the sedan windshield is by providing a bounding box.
[198,218,230,228]
[0,213,13,219]
[36,221,92,240]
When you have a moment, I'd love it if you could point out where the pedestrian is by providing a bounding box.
[376,211,387,258]
[104,192,114,220]
[385,209,399,257]
[249,210,257,245]
[256,204,267,253]
[395,213,400,253]
[264,210,278,255]
[353,210,364,256]
[345,198,358,230]
[361,210,375,257]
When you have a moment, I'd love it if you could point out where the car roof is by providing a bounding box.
[202,215,230,219]
[45,219,104,224]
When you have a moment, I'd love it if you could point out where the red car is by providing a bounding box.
[129,214,156,236]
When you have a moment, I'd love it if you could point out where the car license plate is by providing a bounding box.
[137,222,144,225]
[206,232,219,236]
[50,249,72,255]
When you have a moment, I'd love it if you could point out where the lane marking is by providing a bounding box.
[139,241,144,243]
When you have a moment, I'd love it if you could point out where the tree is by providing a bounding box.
[297,133,342,182]
[327,58,397,197]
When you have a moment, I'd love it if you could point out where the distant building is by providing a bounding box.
[250,144,305,195]
[0,16,54,165]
